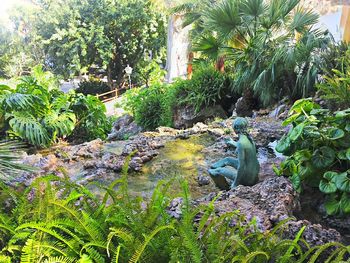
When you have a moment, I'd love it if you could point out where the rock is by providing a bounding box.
[284,220,342,246]
[197,175,210,186]
[108,114,143,141]
[173,105,227,129]
[167,197,183,219]
[235,97,253,117]
[196,177,299,231]
[195,177,342,244]
[269,104,287,119]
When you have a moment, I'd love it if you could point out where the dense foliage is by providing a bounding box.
[175,0,332,106]
[0,163,349,262]
[317,44,350,110]
[4,0,166,85]
[275,99,350,215]
[76,79,110,97]
[0,72,110,147]
[123,66,235,130]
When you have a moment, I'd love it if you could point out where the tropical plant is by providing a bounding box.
[0,72,110,147]
[0,77,76,147]
[275,99,350,215]
[68,93,111,142]
[0,158,349,262]
[176,0,332,106]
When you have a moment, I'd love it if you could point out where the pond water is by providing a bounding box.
[83,134,282,200]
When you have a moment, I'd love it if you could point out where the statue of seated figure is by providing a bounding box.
[208,117,260,190]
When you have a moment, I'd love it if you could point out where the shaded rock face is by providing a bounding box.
[107,114,143,141]
[173,105,227,129]
[235,97,253,117]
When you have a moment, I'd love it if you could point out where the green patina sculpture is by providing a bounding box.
[208,117,260,190]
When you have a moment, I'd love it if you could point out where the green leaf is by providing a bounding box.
[337,150,348,160]
[276,135,291,153]
[290,98,318,114]
[346,148,350,161]
[282,113,300,126]
[335,109,350,118]
[291,174,301,192]
[335,172,350,193]
[310,108,329,115]
[328,128,345,140]
[324,195,341,215]
[311,146,335,169]
[289,123,305,141]
[340,193,350,213]
[345,123,350,132]
[319,172,337,194]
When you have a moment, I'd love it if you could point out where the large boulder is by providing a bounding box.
[107,114,143,141]
[173,105,227,129]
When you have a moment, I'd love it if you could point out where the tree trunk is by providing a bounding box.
[165,14,191,82]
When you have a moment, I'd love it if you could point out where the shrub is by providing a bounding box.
[275,99,350,215]
[123,84,175,130]
[76,78,110,96]
[175,65,236,112]
[123,65,235,130]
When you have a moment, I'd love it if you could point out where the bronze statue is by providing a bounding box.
[208,117,260,190]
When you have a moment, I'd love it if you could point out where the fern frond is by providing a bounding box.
[129,225,174,263]
[242,251,270,263]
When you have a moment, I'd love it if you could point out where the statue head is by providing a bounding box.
[232,117,248,134]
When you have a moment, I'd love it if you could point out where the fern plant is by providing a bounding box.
[0,155,348,262]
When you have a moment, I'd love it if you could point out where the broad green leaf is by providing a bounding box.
[340,193,350,213]
[345,123,350,132]
[335,172,350,193]
[282,113,300,126]
[337,150,348,160]
[325,195,341,215]
[319,172,338,194]
[289,123,304,141]
[310,108,329,115]
[311,146,335,169]
[335,109,350,118]
[290,98,318,114]
[275,135,291,153]
[291,174,301,192]
[328,128,345,140]
[346,148,350,160]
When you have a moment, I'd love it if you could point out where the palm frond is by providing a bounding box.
[0,140,33,181]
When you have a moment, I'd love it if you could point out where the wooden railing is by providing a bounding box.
[96,82,132,103]
[96,88,118,103]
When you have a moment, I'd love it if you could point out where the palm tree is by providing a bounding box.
[183,0,331,106]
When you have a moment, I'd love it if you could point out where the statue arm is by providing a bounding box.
[225,138,237,148]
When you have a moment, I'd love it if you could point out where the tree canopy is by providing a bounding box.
[5,0,167,85]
